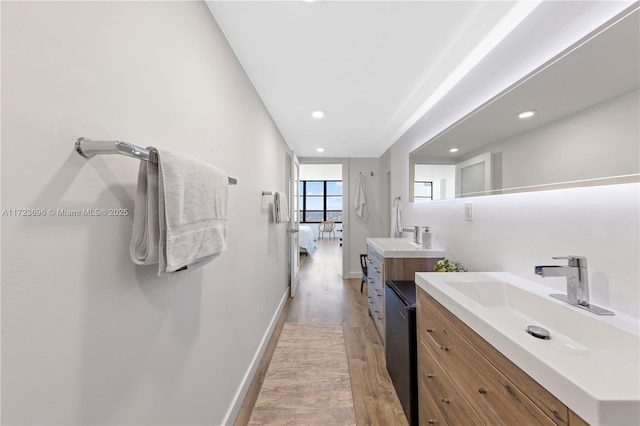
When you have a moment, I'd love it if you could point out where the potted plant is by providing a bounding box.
[434,259,468,272]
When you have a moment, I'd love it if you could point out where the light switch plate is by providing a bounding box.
[465,202,474,221]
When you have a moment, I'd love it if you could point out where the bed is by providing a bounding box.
[299,225,317,256]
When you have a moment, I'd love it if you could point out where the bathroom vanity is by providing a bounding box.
[415,272,640,426]
[365,238,444,344]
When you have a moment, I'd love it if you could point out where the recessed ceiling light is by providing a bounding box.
[449,148,459,153]
[316,147,325,153]
[311,110,325,119]
[518,110,536,119]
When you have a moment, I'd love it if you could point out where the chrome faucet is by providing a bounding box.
[403,226,421,244]
[535,256,614,315]
[535,256,589,305]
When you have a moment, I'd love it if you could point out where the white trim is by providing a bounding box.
[221,289,289,425]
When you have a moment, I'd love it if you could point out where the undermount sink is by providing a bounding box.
[415,271,640,426]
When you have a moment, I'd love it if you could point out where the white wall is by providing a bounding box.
[408,183,640,317]
[347,158,387,278]
[1,2,290,425]
[299,164,342,181]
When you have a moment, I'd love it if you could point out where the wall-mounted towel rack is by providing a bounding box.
[262,191,274,196]
[75,137,237,185]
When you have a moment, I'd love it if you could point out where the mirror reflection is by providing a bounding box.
[409,8,639,201]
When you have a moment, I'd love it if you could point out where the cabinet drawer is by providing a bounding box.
[367,284,377,311]
[419,380,447,426]
[369,256,383,273]
[418,289,563,426]
[367,263,383,287]
[367,285,384,340]
[418,339,483,425]
[367,268,383,292]
[367,285,383,319]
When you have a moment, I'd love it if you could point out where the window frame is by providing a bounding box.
[414,180,434,201]
[299,180,343,224]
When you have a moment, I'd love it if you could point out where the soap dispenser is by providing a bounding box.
[422,227,432,249]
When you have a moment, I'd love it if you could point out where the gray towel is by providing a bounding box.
[273,191,289,224]
[130,147,229,275]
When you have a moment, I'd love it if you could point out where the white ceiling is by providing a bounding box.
[206,1,637,159]
[207,1,536,158]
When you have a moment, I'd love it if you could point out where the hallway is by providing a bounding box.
[236,238,408,425]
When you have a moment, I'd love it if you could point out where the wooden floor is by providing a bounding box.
[235,238,408,426]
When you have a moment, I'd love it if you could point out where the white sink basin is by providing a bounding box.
[416,272,640,426]
[366,237,444,258]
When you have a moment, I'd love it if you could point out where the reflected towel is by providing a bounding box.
[273,191,290,223]
[130,147,229,275]
[354,173,368,221]
[391,198,402,238]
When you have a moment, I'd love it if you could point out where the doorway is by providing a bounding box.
[297,163,344,276]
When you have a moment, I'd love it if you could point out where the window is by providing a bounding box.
[299,180,342,223]
[414,181,433,201]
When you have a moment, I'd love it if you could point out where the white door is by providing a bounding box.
[288,152,300,297]
[455,152,492,197]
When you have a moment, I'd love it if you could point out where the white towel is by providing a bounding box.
[130,147,229,275]
[354,173,368,221]
[391,198,403,238]
[273,192,290,223]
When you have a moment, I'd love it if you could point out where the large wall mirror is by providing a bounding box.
[409,6,639,201]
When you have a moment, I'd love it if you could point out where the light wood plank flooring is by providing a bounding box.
[235,238,408,426]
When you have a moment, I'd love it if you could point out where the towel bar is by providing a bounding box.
[262,191,274,196]
[75,137,237,185]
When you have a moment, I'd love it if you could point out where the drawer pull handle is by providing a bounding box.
[440,398,450,404]
[428,420,437,424]
[425,329,448,351]
[427,373,434,378]
[478,386,509,425]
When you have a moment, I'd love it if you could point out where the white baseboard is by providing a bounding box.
[221,288,289,425]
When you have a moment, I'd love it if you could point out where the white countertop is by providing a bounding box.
[366,237,445,258]
[415,272,640,426]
